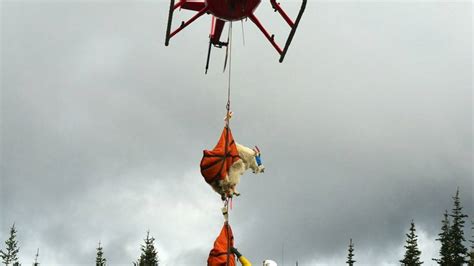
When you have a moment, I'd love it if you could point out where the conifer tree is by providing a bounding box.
[434,210,453,265]
[33,248,40,266]
[0,223,20,266]
[400,220,423,265]
[96,241,106,266]
[469,221,474,266]
[449,188,469,265]
[346,238,355,265]
[135,231,159,266]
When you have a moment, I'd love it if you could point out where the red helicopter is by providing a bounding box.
[165,0,307,72]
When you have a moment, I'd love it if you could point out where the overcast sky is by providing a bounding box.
[1,0,472,265]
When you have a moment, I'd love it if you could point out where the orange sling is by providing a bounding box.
[200,127,240,184]
[208,223,236,266]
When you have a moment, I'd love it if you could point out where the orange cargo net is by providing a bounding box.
[200,127,240,184]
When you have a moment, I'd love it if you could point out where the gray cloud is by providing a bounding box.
[1,1,472,265]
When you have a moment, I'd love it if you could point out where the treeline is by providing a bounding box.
[346,188,474,265]
[1,188,473,265]
[0,228,159,266]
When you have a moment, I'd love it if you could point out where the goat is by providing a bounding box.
[211,144,265,200]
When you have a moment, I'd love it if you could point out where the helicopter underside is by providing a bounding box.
[205,0,262,21]
[165,0,307,69]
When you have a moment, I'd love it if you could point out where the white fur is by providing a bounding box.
[211,143,265,199]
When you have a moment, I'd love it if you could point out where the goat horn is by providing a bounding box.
[255,146,260,153]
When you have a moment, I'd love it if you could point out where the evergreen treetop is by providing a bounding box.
[135,231,159,266]
[346,238,355,266]
[96,241,106,266]
[0,223,20,266]
[400,220,423,265]
[433,210,453,265]
[449,188,469,265]
[469,221,474,266]
[33,248,40,266]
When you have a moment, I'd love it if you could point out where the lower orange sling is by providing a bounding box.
[208,222,236,266]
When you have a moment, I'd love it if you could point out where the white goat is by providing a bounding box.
[211,143,265,200]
